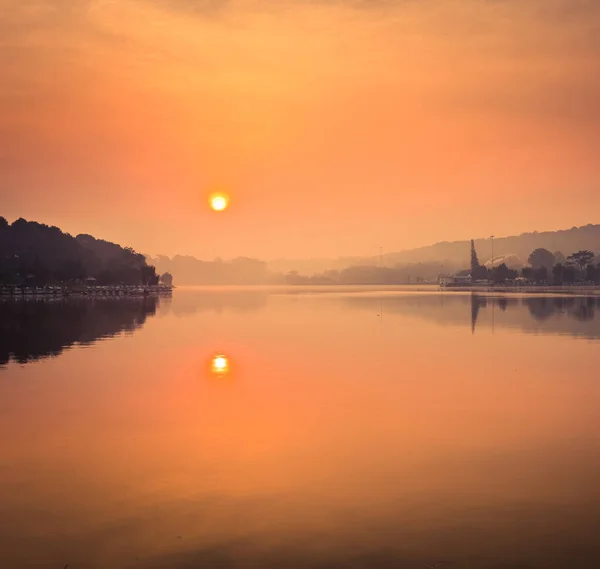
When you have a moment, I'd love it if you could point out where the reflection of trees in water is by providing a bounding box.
[468,295,599,333]
[471,294,486,334]
[524,297,555,321]
[569,297,596,322]
[524,297,598,322]
[0,297,157,366]
[339,293,599,339]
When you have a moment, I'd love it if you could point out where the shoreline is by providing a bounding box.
[0,285,173,298]
[440,285,600,295]
[3,283,600,299]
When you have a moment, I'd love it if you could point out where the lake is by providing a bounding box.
[1,287,599,569]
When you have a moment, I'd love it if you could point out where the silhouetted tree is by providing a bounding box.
[470,239,480,276]
[522,267,534,281]
[553,251,567,265]
[56,259,85,282]
[528,248,555,271]
[470,240,489,280]
[491,263,515,283]
[141,265,159,285]
[567,250,595,276]
[0,218,157,286]
[160,272,173,286]
[563,265,576,283]
[552,263,565,285]
[533,266,548,282]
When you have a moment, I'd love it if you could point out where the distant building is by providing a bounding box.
[484,254,524,270]
[439,274,472,287]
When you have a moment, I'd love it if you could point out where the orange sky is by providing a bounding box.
[1,0,599,259]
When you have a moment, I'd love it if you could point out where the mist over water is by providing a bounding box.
[1,287,599,568]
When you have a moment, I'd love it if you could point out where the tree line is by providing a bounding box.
[471,241,599,285]
[284,245,600,286]
[0,217,160,286]
[284,264,440,285]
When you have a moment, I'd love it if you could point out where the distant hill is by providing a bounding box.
[146,254,280,285]
[268,224,600,274]
[381,224,600,267]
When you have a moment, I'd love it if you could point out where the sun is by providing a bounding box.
[211,354,230,375]
[210,193,229,212]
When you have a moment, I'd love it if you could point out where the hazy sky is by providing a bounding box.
[1,0,599,259]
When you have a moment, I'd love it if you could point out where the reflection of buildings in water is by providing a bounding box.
[0,297,158,367]
[340,293,600,340]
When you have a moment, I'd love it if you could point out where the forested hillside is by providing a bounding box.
[0,217,158,285]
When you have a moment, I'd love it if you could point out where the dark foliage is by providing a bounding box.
[159,272,173,286]
[491,263,518,284]
[469,240,489,280]
[567,250,595,274]
[0,217,158,285]
[533,266,548,282]
[528,248,555,270]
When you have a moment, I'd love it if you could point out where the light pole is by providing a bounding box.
[490,235,495,286]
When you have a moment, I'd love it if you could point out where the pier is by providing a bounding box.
[0,284,173,297]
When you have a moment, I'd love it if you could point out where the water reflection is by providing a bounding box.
[2,291,598,369]
[341,292,600,340]
[0,296,158,367]
[471,293,484,333]
[168,289,268,318]
[1,287,599,569]
[486,295,599,335]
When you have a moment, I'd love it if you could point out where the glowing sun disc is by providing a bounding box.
[210,194,229,211]
[211,354,230,375]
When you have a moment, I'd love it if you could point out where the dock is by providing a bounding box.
[0,284,173,297]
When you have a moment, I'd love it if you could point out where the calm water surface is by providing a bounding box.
[1,287,599,568]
